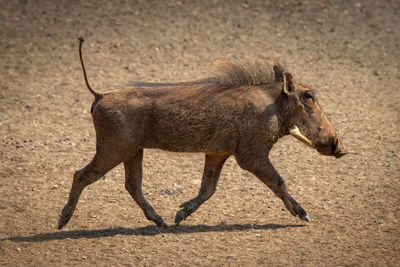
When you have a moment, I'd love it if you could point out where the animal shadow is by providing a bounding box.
[4,223,306,243]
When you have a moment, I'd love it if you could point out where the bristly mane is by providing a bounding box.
[213,60,275,87]
[131,61,275,88]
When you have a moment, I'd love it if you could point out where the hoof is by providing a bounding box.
[155,217,168,228]
[303,215,311,222]
[174,209,186,226]
[58,216,70,230]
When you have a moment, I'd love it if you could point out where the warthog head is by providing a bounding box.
[273,60,348,158]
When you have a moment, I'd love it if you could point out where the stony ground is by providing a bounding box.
[1,0,399,266]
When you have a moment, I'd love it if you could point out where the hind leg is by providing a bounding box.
[58,151,122,230]
[124,149,167,227]
[175,153,230,225]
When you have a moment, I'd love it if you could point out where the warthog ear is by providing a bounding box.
[283,72,295,94]
[273,58,286,82]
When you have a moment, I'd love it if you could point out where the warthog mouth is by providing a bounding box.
[289,125,314,148]
[289,126,350,158]
[332,132,349,158]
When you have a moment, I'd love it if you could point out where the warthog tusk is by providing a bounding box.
[289,125,313,147]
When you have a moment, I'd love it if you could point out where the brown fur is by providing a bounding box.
[58,39,347,229]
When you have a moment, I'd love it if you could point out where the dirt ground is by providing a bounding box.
[1,0,399,266]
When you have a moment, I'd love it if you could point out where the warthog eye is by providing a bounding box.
[304,91,313,100]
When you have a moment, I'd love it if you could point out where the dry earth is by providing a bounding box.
[1,0,399,266]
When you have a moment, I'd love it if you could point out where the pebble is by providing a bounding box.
[161,188,175,195]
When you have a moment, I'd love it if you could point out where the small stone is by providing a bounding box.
[16,247,21,252]
[228,253,235,258]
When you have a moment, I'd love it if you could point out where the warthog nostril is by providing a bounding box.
[333,133,348,158]
[332,133,340,154]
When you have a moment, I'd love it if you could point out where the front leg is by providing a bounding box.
[175,153,230,225]
[235,152,310,222]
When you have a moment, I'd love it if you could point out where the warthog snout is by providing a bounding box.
[289,126,348,158]
[333,133,348,158]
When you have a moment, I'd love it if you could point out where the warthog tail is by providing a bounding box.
[78,37,101,99]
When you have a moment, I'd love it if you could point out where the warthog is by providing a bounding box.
[58,38,347,230]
